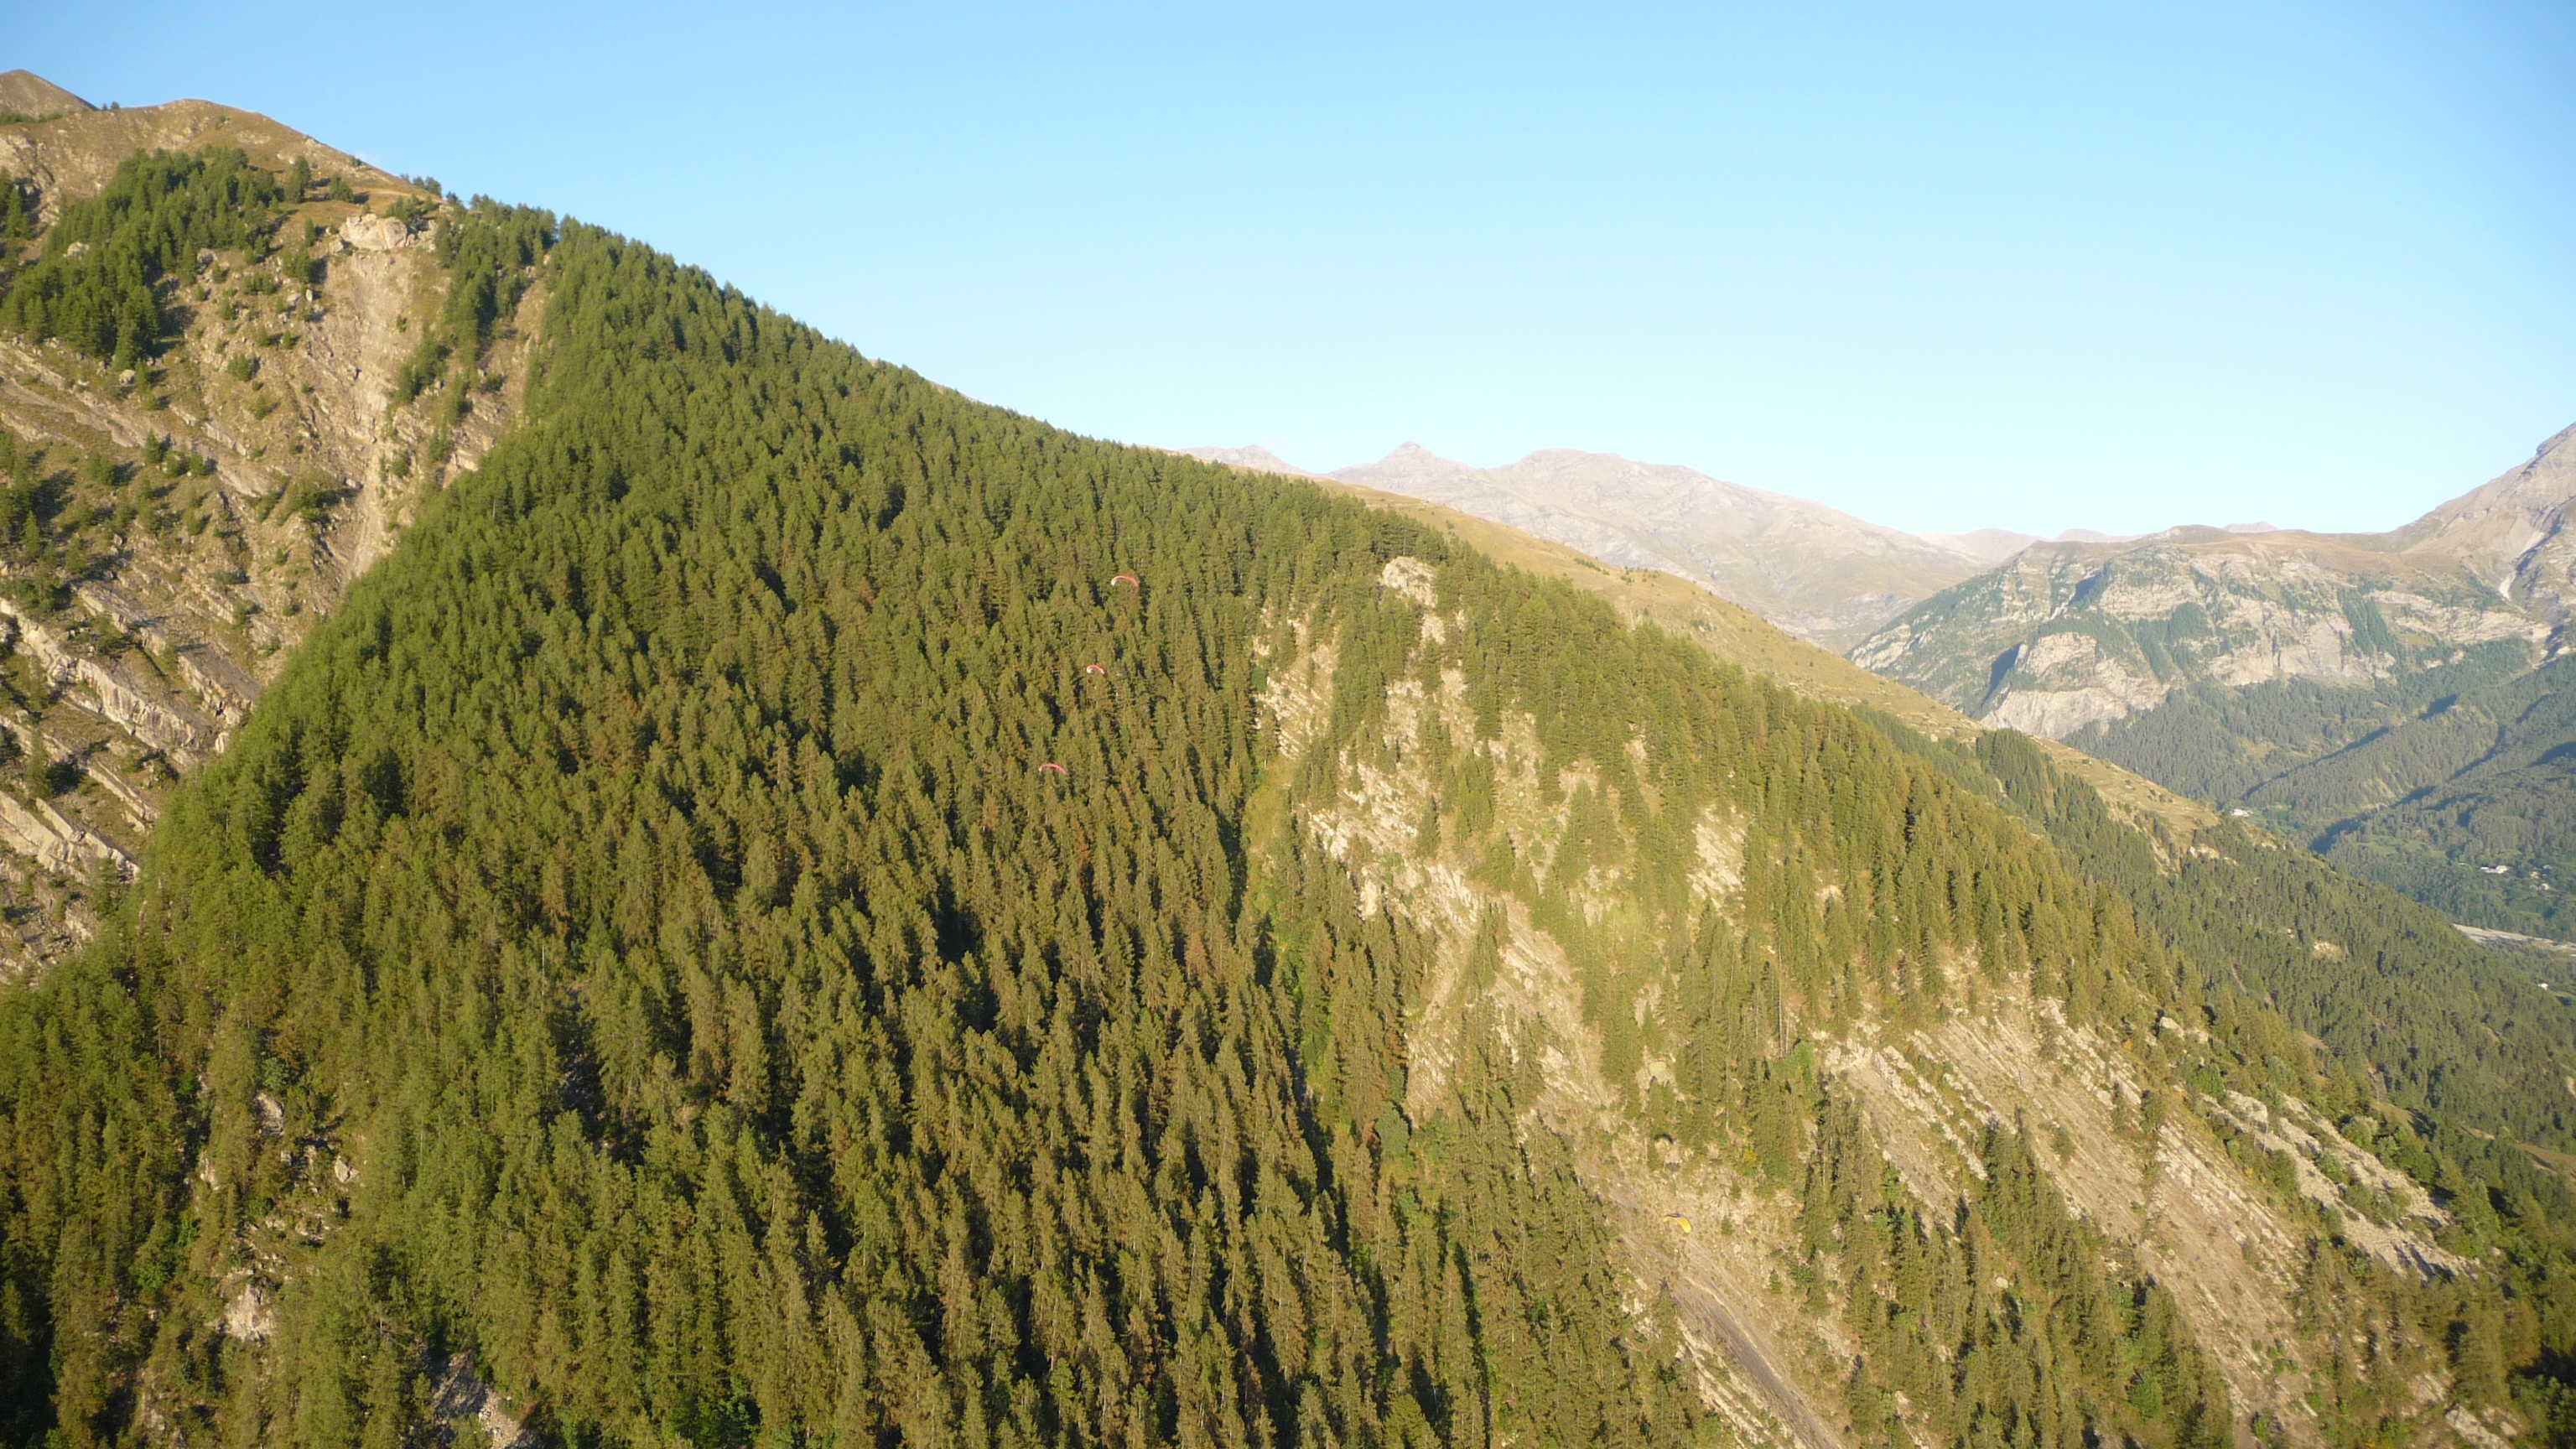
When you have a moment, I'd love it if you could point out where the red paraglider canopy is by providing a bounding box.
[1110,573,1140,589]
[1038,761,1068,775]
[1083,663,1108,675]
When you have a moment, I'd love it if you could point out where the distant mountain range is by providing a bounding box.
[1187,443,2114,650]
[1181,444,2301,653]
[1854,423,2576,937]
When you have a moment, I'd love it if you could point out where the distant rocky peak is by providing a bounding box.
[1339,441,1478,485]
[2388,423,2576,574]
[1514,445,1635,470]
[1178,444,1322,479]
[1380,439,1465,466]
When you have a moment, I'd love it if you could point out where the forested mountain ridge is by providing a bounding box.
[0,87,512,973]
[1852,427,2576,938]
[1270,539,2576,1438]
[0,89,2570,1449]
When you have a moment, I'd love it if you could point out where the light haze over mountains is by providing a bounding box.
[1184,442,2277,649]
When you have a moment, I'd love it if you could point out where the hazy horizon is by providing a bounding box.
[1176,435,2510,542]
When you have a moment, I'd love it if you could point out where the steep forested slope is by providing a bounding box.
[2300,653,2576,932]
[2058,641,2576,939]
[1270,553,2576,1448]
[0,206,1712,1449]
[1892,725,2575,1151]
[0,150,2570,1449]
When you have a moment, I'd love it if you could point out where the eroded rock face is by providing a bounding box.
[336,211,428,252]
[221,1283,274,1343]
[0,101,537,979]
[0,790,126,876]
[431,1356,538,1449]
[1976,628,2174,737]
[1851,530,2549,738]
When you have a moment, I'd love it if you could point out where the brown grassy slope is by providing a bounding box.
[0,96,433,227]
[0,70,91,121]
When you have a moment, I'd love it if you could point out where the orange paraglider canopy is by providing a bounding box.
[1083,663,1108,675]
[1038,761,1067,776]
[1110,573,1140,589]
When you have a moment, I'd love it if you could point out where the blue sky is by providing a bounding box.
[8,1,2570,535]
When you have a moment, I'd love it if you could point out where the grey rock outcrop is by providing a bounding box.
[1852,426,2576,739]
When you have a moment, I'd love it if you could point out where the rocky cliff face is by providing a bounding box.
[1849,530,2545,737]
[0,96,534,976]
[1852,429,2576,740]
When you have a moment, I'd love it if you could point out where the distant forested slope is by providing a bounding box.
[2065,650,2576,937]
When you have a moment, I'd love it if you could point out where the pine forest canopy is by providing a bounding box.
[0,147,283,366]
[0,129,2568,1449]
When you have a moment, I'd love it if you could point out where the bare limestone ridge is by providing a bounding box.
[0,81,537,977]
[2390,422,2576,624]
[1847,531,2543,739]
[1855,425,2576,740]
